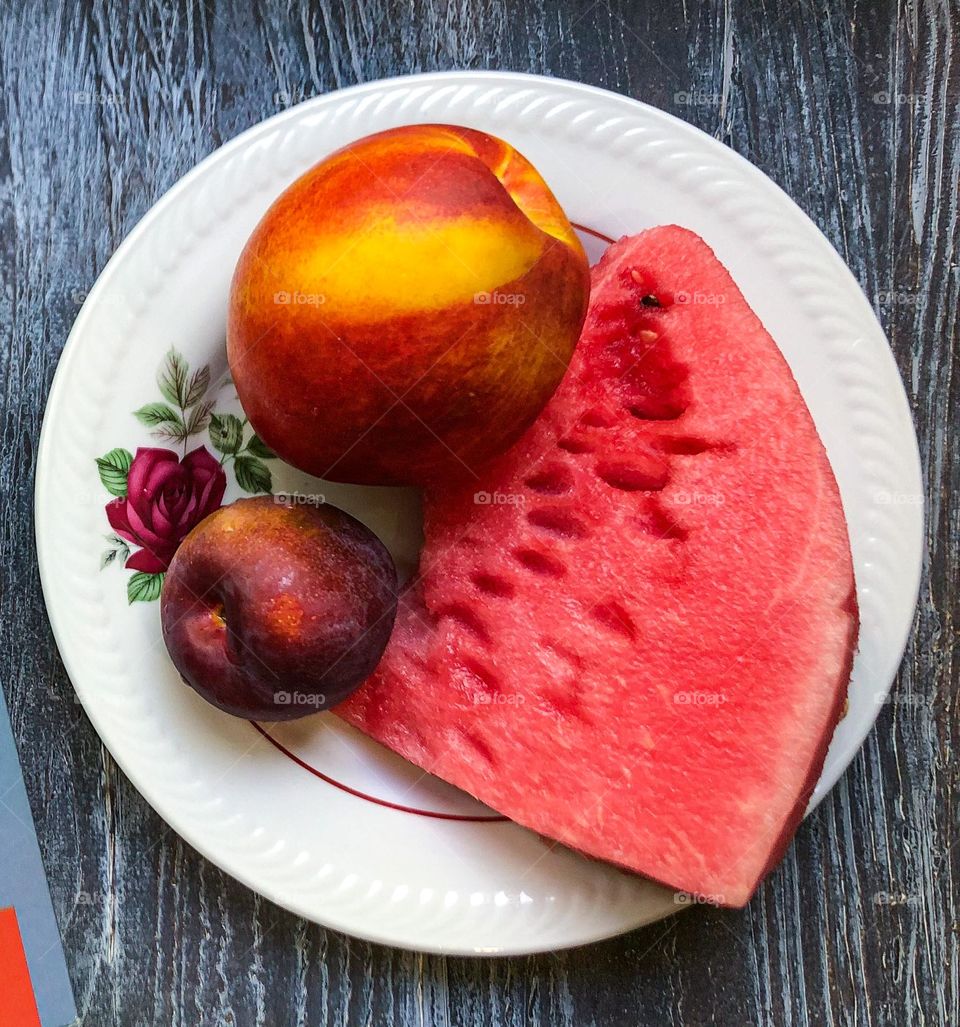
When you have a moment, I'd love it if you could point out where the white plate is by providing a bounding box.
[36,71,923,954]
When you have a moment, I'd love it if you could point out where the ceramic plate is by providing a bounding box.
[35,71,923,954]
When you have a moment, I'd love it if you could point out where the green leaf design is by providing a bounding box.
[234,455,272,493]
[184,399,214,438]
[134,402,184,430]
[156,348,210,418]
[152,425,189,443]
[209,412,244,455]
[100,548,117,569]
[157,349,190,407]
[184,366,211,407]
[127,571,164,604]
[104,533,131,563]
[95,447,134,497]
[245,434,276,460]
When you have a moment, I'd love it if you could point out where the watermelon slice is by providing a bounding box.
[337,226,858,906]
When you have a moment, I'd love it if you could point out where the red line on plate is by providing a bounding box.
[250,722,508,822]
[571,222,616,245]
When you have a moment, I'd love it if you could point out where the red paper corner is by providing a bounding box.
[0,907,41,1026]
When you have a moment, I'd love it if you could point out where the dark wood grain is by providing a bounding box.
[0,1,956,1024]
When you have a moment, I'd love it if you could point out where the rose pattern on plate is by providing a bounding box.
[96,347,276,602]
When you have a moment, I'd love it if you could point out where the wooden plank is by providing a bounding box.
[0,1,954,1024]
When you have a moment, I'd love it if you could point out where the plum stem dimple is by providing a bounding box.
[210,602,227,629]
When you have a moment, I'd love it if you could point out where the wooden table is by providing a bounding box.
[3,2,956,1024]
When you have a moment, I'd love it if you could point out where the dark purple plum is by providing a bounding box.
[161,495,397,719]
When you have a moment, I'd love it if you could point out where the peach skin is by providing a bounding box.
[227,124,590,486]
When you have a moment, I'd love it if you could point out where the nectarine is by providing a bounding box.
[228,124,589,486]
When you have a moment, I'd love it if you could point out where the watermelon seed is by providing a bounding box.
[524,466,575,495]
[534,695,587,723]
[590,600,638,642]
[456,657,501,696]
[596,461,669,492]
[557,436,594,454]
[539,637,584,670]
[438,603,491,643]
[513,548,567,578]
[626,268,666,308]
[628,399,686,421]
[654,435,720,456]
[527,507,589,540]
[470,571,515,599]
[578,407,618,429]
[634,505,689,542]
[451,728,496,770]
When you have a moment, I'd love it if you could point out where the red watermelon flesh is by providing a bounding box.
[337,225,858,906]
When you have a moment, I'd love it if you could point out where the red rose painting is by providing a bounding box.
[96,347,275,602]
[105,447,226,572]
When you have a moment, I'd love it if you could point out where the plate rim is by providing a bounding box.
[35,69,924,955]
